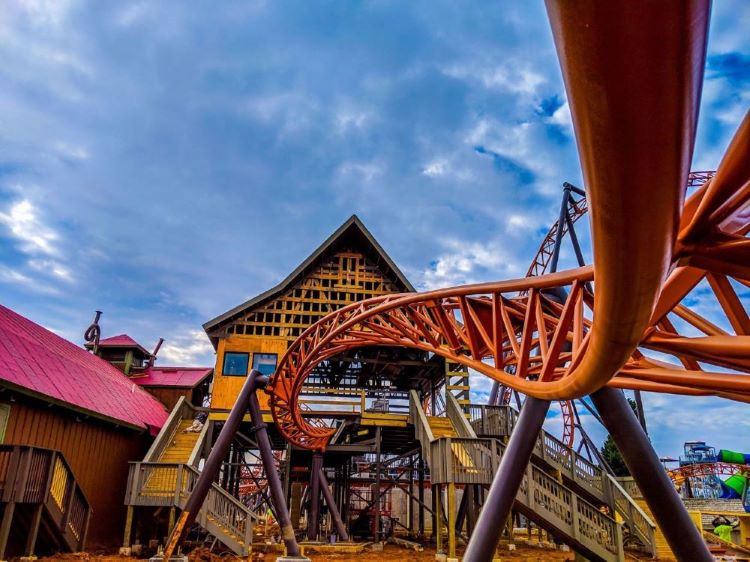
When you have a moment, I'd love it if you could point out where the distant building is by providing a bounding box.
[86,334,212,410]
[0,304,168,555]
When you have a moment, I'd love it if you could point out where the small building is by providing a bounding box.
[86,334,153,375]
[0,304,168,556]
[130,366,212,410]
[86,333,213,410]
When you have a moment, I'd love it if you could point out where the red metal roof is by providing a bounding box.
[94,334,151,355]
[0,305,168,432]
[133,366,212,388]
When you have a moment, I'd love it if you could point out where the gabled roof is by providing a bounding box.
[86,334,151,356]
[133,366,213,388]
[203,215,414,339]
[0,304,168,432]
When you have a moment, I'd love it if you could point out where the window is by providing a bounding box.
[223,352,249,376]
[252,353,278,376]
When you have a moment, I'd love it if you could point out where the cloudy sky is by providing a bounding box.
[1,1,748,459]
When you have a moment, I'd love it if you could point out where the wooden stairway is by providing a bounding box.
[0,446,91,559]
[427,417,457,438]
[125,398,256,555]
[159,420,202,463]
[634,499,673,559]
[410,390,627,562]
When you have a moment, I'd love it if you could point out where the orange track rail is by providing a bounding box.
[267,2,750,451]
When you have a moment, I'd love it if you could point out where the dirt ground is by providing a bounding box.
[35,543,576,562]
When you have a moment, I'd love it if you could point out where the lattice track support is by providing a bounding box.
[445,359,471,416]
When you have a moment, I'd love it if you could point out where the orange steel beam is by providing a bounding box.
[541,0,709,399]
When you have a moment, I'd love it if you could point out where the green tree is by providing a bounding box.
[599,398,640,476]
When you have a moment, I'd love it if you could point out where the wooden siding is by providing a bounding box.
[210,250,406,411]
[222,251,401,342]
[143,387,192,411]
[0,395,150,547]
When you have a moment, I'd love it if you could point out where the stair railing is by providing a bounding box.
[0,445,91,551]
[604,474,656,554]
[469,403,655,556]
[143,396,194,462]
[409,389,436,466]
[125,461,255,554]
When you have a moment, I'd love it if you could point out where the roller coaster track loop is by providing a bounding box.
[517,170,717,448]
[268,1,750,451]
[268,109,750,452]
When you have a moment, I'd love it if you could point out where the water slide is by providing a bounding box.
[717,450,750,501]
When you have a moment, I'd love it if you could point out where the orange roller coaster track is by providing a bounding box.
[268,111,750,452]
[266,1,750,453]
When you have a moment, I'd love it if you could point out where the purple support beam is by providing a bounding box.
[307,453,323,540]
[591,387,711,562]
[463,397,550,561]
[163,371,304,560]
[318,468,349,541]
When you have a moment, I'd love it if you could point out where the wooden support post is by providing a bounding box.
[25,503,43,556]
[168,506,176,535]
[0,502,16,559]
[123,505,134,547]
[418,455,425,537]
[434,484,443,554]
[408,456,414,536]
[374,426,382,543]
[447,482,456,560]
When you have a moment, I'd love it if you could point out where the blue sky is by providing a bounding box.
[0,1,748,459]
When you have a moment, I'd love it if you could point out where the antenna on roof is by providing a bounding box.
[84,310,102,353]
[148,338,164,368]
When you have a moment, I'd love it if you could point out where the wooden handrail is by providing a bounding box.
[0,445,91,550]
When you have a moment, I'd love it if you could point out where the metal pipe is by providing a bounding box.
[318,468,349,541]
[590,387,711,562]
[307,453,322,540]
[247,374,304,558]
[163,370,266,559]
[463,397,550,561]
[549,187,571,274]
[633,390,648,434]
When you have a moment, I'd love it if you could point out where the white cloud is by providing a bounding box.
[547,100,572,129]
[335,109,371,133]
[28,258,74,282]
[0,199,59,255]
[116,2,150,27]
[442,62,546,95]
[158,329,215,366]
[420,238,522,290]
[0,265,60,294]
[337,161,382,183]
[13,0,76,28]
[54,141,89,161]
[422,159,449,177]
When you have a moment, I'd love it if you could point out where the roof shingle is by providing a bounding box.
[0,304,168,431]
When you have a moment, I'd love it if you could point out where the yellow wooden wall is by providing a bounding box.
[210,250,404,411]
[211,335,287,410]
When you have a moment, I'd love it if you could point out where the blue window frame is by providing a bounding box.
[223,352,249,376]
[252,353,278,376]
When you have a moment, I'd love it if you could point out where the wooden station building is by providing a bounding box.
[0,304,169,556]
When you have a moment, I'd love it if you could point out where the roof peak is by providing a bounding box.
[203,214,413,336]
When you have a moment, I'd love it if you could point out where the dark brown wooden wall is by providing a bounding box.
[1,395,152,547]
[143,387,191,411]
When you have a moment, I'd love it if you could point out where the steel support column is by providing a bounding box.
[163,370,304,560]
[374,426,382,542]
[418,454,425,537]
[318,468,349,541]
[247,381,305,559]
[591,387,711,562]
[464,397,550,562]
[307,453,323,540]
